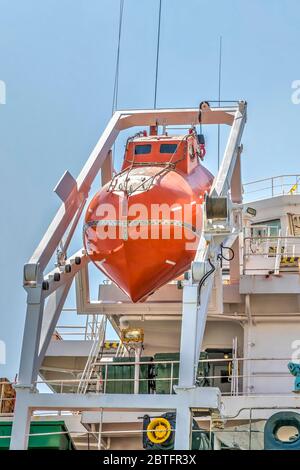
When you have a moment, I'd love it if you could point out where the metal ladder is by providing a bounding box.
[115,341,127,358]
[77,316,107,394]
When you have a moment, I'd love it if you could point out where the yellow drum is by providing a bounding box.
[146,417,172,444]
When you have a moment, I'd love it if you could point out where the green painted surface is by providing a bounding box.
[0,421,73,450]
[154,352,210,394]
[104,356,152,394]
[102,352,210,395]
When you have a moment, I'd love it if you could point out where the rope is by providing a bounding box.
[217,36,222,169]
[154,0,162,109]
[197,259,216,304]
[111,0,124,115]
[217,243,234,268]
[109,133,191,196]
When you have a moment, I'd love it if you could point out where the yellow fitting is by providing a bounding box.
[146,417,172,444]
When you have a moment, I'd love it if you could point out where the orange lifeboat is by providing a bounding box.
[83,127,214,302]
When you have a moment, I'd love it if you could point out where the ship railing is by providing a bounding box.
[0,425,178,451]
[209,405,300,450]
[54,314,103,341]
[24,357,298,398]
[243,235,300,275]
[77,316,107,394]
[2,406,300,450]
[2,366,300,451]
[243,174,300,201]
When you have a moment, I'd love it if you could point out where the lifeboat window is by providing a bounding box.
[160,143,178,154]
[134,144,152,155]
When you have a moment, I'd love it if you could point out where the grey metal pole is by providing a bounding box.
[134,346,141,394]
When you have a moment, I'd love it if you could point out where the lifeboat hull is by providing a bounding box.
[84,164,213,302]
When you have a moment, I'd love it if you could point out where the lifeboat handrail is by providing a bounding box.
[107,163,173,196]
[108,136,187,196]
[109,131,201,196]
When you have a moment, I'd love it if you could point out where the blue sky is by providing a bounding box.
[0,0,300,379]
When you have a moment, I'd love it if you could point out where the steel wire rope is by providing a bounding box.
[111,0,125,171]
[154,0,162,109]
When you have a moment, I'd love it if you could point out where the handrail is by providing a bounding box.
[244,174,300,186]
[243,174,300,200]
[0,356,298,417]
[77,316,107,394]
[244,235,300,240]
[243,233,300,274]
[27,357,299,397]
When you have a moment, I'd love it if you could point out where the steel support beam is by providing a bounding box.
[41,250,88,298]
[19,249,88,388]
[28,112,121,272]
[194,272,216,369]
[175,104,246,446]
[9,390,32,450]
[118,107,235,130]
[178,272,215,388]
[101,150,113,186]
[178,285,198,388]
[10,387,220,449]
[9,388,220,411]
[174,406,192,450]
[37,279,73,370]
[230,150,243,204]
[210,102,246,198]
[18,288,45,386]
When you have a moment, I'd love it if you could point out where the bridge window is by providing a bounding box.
[251,219,281,237]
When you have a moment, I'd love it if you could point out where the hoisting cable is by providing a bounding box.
[197,259,216,304]
[197,243,234,305]
[111,0,124,115]
[217,36,222,169]
[154,0,162,109]
[111,0,124,172]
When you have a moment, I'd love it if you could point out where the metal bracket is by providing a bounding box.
[54,170,77,202]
